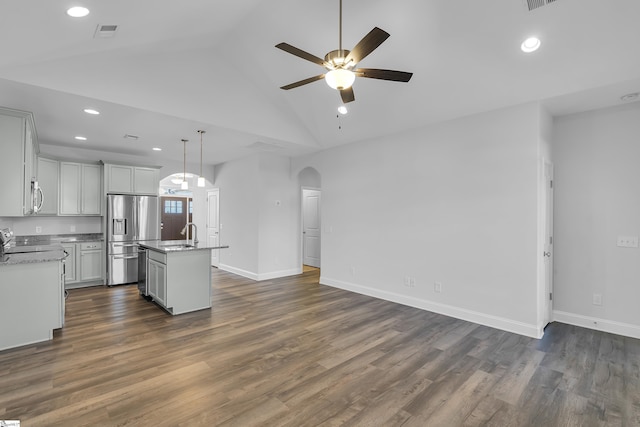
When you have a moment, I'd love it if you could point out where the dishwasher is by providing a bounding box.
[137,247,150,298]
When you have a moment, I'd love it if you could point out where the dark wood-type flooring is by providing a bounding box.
[1,268,639,426]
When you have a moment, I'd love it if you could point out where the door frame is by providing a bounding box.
[301,187,321,269]
[540,159,554,330]
[207,188,220,267]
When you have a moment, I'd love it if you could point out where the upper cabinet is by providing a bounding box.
[37,157,59,215]
[0,107,38,217]
[104,163,160,195]
[59,162,102,215]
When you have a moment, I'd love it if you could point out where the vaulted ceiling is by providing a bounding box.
[1,0,639,165]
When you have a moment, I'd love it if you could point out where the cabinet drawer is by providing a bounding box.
[80,241,102,251]
[148,250,167,264]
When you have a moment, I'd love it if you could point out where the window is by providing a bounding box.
[164,200,183,214]
[189,200,193,214]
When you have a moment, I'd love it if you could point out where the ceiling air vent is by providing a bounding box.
[523,0,558,12]
[94,24,119,39]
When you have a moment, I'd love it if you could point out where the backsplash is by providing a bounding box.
[0,216,102,235]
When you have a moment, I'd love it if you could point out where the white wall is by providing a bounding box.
[293,103,545,337]
[257,154,300,278]
[552,102,640,338]
[214,155,260,276]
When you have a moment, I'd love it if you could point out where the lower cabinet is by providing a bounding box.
[145,248,211,315]
[148,258,167,307]
[63,241,104,288]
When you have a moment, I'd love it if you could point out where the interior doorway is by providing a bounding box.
[302,188,321,268]
[160,196,192,241]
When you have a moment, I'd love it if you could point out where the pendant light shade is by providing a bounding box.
[181,139,189,190]
[197,130,206,187]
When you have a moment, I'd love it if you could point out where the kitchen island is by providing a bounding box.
[137,240,227,315]
[0,246,66,351]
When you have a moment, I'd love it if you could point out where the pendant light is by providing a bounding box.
[197,130,206,187]
[181,139,189,190]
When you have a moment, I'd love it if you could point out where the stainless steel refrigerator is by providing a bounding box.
[107,194,159,285]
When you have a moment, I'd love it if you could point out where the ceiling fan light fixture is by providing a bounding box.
[325,69,356,90]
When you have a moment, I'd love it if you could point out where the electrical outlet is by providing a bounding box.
[70,225,76,232]
[403,276,415,288]
[350,266,356,276]
[617,236,639,248]
[434,282,442,293]
[35,226,42,233]
[593,293,602,306]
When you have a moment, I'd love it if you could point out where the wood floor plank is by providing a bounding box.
[0,268,639,425]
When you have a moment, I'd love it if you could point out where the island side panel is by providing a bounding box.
[166,249,212,315]
[0,261,61,351]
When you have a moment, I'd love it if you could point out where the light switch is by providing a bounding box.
[617,236,639,248]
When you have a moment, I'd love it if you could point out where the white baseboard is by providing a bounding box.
[320,276,542,339]
[218,265,302,282]
[219,264,258,281]
[553,310,640,339]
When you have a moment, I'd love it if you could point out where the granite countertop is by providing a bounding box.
[0,243,67,266]
[138,240,229,254]
[14,233,103,245]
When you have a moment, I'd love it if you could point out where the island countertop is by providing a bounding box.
[137,240,229,254]
[0,243,66,266]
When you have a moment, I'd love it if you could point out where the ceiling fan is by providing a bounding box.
[275,0,413,104]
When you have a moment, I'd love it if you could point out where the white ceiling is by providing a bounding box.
[1,0,639,166]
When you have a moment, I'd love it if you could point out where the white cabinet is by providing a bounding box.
[104,163,160,195]
[79,242,103,282]
[0,107,38,217]
[148,258,167,307]
[0,260,64,351]
[145,248,211,315]
[37,157,59,215]
[63,241,103,288]
[59,162,102,215]
[62,243,77,284]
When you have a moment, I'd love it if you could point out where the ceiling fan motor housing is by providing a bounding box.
[325,49,352,69]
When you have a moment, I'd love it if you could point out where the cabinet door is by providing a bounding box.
[80,249,102,281]
[81,164,102,214]
[62,243,78,284]
[59,162,81,215]
[107,165,134,193]
[134,167,159,195]
[37,157,59,215]
[148,259,167,307]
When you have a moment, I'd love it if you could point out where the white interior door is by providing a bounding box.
[302,189,321,268]
[543,162,554,326]
[207,189,220,267]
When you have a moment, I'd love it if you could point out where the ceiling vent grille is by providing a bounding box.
[523,0,558,11]
[94,24,118,38]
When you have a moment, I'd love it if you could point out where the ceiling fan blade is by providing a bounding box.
[280,74,326,90]
[340,87,355,103]
[276,42,328,67]
[354,68,413,82]
[344,27,390,65]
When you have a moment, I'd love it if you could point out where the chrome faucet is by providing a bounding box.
[180,222,198,245]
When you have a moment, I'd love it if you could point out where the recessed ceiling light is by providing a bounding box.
[67,6,90,18]
[521,37,541,53]
[152,147,162,151]
[620,92,639,102]
[83,108,100,115]
[75,136,87,141]
[338,105,348,115]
